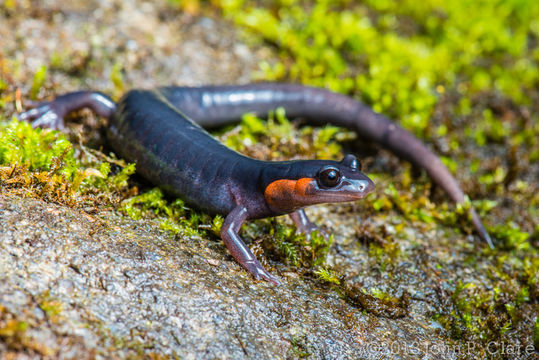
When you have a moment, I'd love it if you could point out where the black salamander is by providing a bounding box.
[19,84,493,284]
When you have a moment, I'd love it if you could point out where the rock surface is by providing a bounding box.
[0,194,456,359]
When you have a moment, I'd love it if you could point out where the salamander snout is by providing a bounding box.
[349,178,375,196]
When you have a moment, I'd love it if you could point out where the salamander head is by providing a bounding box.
[264,154,374,213]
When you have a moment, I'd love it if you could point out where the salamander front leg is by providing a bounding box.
[221,206,281,285]
[19,91,116,130]
[289,209,329,240]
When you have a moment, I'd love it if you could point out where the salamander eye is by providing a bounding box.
[317,167,342,188]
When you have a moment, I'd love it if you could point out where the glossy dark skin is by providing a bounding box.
[19,83,493,284]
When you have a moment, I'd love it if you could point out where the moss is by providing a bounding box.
[286,336,311,358]
[216,0,538,136]
[110,62,125,99]
[490,222,531,251]
[250,218,334,270]
[120,187,218,238]
[0,118,74,172]
[218,107,352,161]
[30,65,47,100]
[342,283,407,319]
[39,300,63,319]
[434,237,538,344]
[0,118,135,207]
[313,267,340,285]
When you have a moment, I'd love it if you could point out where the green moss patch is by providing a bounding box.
[0,118,135,207]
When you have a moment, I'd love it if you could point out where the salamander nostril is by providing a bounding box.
[356,180,372,193]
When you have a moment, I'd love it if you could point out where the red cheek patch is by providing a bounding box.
[264,178,315,213]
[295,178,314,196]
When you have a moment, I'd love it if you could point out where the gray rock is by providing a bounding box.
[0,194,456,359]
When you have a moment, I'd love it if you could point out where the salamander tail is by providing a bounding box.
[470,208,494,249]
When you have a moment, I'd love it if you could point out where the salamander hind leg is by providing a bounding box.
[18,91,116,130]
[221,206,280,285]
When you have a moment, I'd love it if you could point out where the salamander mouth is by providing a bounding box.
[313,190,370,203]
[309,178,374,203]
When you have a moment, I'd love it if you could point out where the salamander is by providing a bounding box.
[19,83,493,284]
